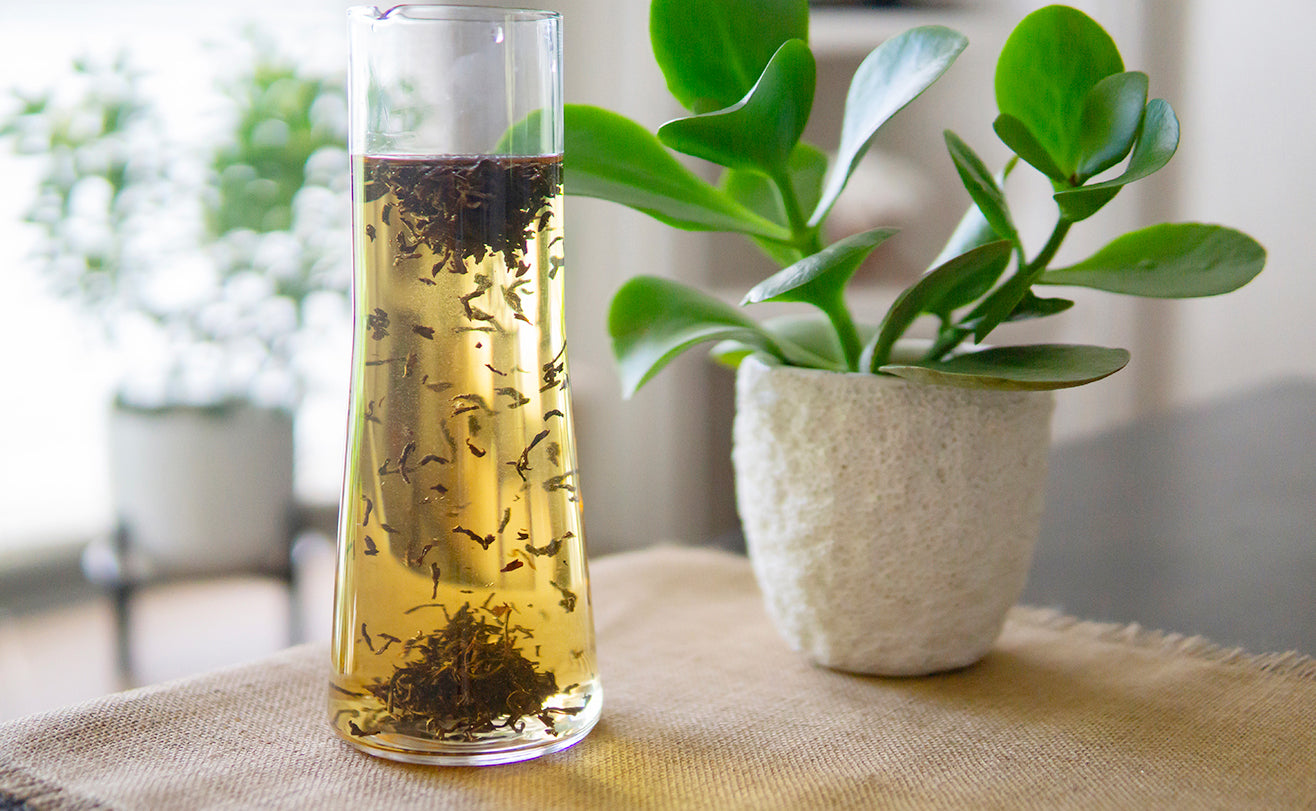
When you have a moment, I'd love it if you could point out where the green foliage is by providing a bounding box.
[609,276,836,396]
[1,36,348,406]
[204,33,349,313]
[206,41,344,237]
[744,227,898,370]
[1038,223,1266,297]
[563,105,788,239]
[564,0,1266,394]
[879,344,1130,390]
[0,53,163,310]
[657,39,815,177]
[994,5,1124,182]
[811,24,967,228]
[649,0,808,114]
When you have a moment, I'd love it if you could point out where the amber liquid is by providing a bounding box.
[329,154,600,765]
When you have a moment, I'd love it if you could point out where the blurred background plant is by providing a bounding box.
[0,30,349,410]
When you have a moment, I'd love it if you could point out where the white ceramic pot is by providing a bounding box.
[108,402,295,575]
[732,355,1054,676]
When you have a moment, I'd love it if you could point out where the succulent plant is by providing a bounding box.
[561,1,1265,394]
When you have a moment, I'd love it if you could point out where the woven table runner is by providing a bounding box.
[2,545,1314,810]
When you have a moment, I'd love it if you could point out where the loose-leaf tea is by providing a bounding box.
[331,154,599,753]
[360,602,569,740]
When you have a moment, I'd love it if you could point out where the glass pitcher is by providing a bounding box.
[329,4,601,766]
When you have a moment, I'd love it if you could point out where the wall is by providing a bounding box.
[1166,0,1316,404]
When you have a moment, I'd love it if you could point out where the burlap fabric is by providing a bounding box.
[2,545,1313,810]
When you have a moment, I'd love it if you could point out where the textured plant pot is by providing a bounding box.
[732,355,1055,676]
[108,402,295,575]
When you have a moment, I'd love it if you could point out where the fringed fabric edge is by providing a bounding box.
[1012,605,1316,681]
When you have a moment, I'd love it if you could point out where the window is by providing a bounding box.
[0,0,356,560]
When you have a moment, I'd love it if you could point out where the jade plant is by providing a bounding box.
[563,1,1265,394]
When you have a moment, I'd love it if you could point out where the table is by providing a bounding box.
[1027,380,1316,655]
[2,545,1314,809]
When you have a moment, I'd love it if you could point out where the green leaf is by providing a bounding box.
[923,243,1015,321]
[609,276,782,397]
[658,39,815,174]
[957,290,1073,335]
[995,5,1124,178]
[708,342,757,370]
[782,141,828,219]
[650,0,809,114]
[744,227,898,306]
[608,276,835,396]
[1055,185,1121,224]
[744,227,898,370]
[1038,223,1265,297]
[1055,98,1179,221]
[1004,291,1074,322]
[562,105,790,240]
[722,172,799,266]
[880,343,1130,390]
[864,240,1012,370]
[963,265,1035,344]
[1076,71,1148,182]
[723,141,828,265]
[993,114,1067,183]
[944,130,1020,250]
[710,312,865,369]
[810,25,967,227]
[928,156,1017,269]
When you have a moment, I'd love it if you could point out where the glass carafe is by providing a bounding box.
[329,4,601,766]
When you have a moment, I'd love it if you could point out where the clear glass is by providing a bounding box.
[330,5,600,766]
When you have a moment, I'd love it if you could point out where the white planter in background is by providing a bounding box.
[108,403,295,575]
[732,355,1055,676]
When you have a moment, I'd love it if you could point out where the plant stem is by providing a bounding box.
[925,216,1074,363]
[825,301,862,372]
[771,167,824,256]
[767,166,861,368]
[1026,217,1072,275]
[925,323,971,363]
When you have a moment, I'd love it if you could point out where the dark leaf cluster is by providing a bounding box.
[363,156,560,271]
[366,602,559,740]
